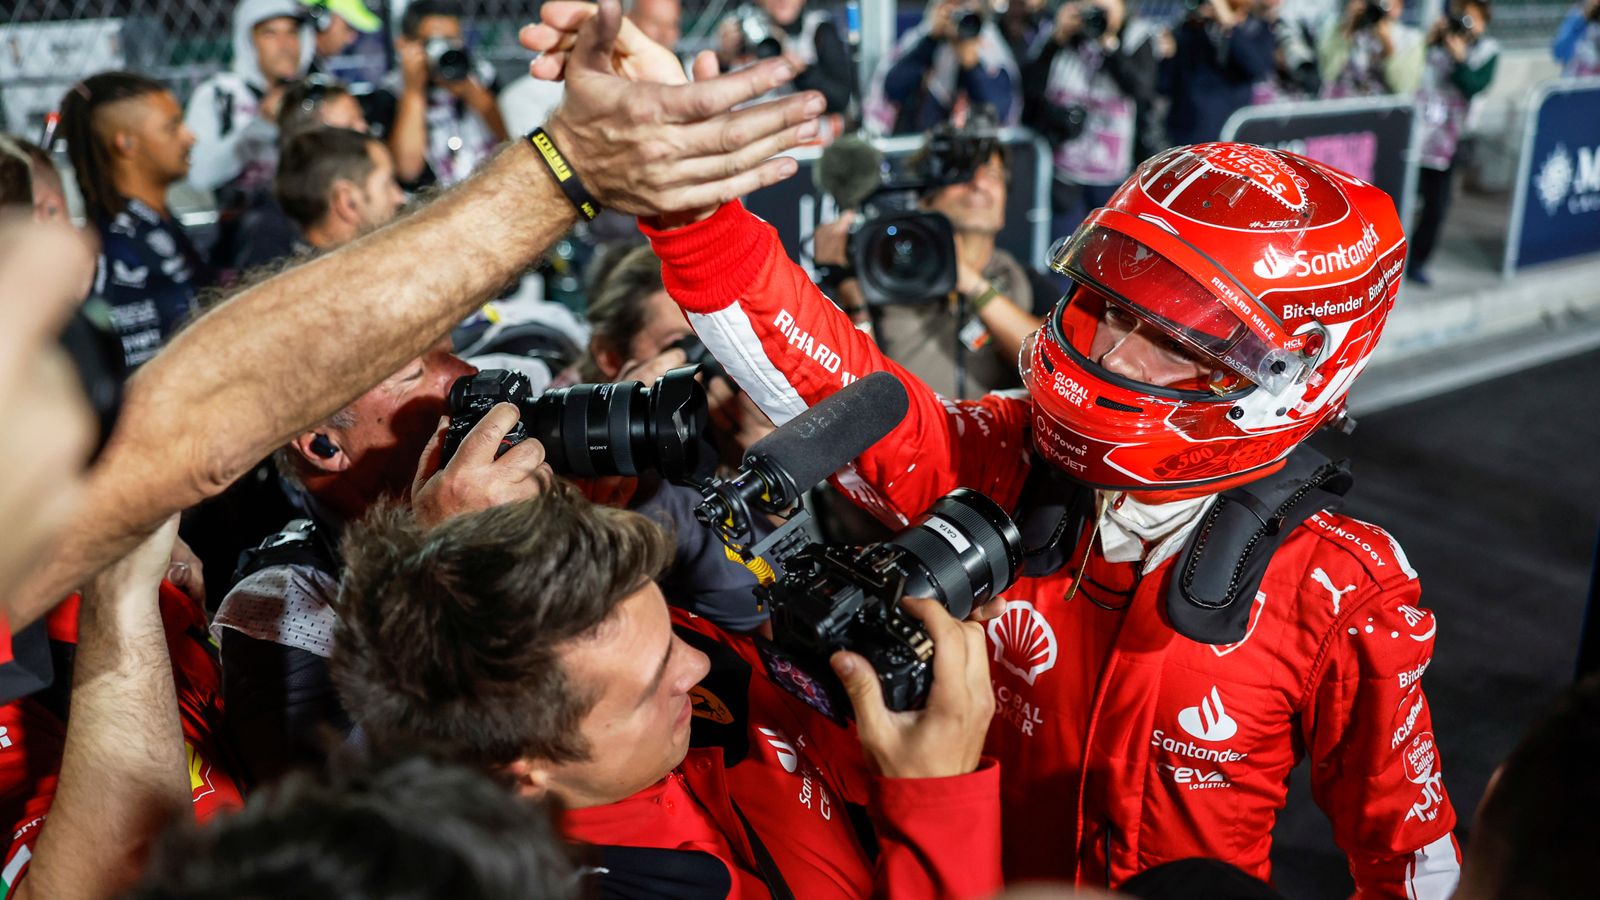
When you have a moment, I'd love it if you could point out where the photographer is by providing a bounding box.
[1408,0,1497,286]
[1022,0,1160,238]
[368,0,509,188]
[1553,0,1600,76]
[814,146,1054,400]
[717,0,854,114]
[1317,0,1425,98]
[1162,0,1277,145]
[330,484,1002,898]
[868,0,1022,135]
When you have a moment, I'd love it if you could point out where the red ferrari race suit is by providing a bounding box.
[561,608,1002,899]
[642,202,1461,896]
[0,582,245,896]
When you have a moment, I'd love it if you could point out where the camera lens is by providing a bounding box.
[954,9,983,40]
[854,211,959,306]
[527,366,707,480]
[426,39,472,82]
[886,488,1023,620]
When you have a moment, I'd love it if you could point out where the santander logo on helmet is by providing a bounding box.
[1252,222,1382,281]
[1024,141,1407,494]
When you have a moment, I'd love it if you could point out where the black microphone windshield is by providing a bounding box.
[746,371,910,503]
[815,135,885,210]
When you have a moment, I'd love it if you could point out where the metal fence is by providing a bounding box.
[0,0,751,139]
[0,0,1576,148]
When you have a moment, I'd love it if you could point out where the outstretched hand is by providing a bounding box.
[524,0,825,218]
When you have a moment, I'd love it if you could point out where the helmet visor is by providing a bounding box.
[1050,223,1305,395]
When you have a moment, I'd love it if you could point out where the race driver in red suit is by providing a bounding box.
[629,144,1462,894]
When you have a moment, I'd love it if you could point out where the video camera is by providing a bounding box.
[690,373,1023,721]
[441,366,707,480]
[817,116,1005,307]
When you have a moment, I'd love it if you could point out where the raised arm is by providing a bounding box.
[7,0,823,628]
[643,203,1034,526]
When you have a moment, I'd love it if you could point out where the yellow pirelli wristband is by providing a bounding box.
[527,126,599,221]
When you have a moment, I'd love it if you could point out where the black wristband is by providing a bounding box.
[814,263,855,293]
[527,127,599,221]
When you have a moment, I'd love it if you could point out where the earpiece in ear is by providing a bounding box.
[310,434,338,459]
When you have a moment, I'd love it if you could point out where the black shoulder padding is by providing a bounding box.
[232,518,341,584]
[1166,446,1353,645]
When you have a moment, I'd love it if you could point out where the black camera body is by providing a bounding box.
[1357,0,1390,30]
[846,117,1004,307]
[1445,12,1475,35]
[442,366,707,480]
[1080,4,1109,41]
[753,489,1023,722]
[953,8,986,40]
[424,37,473,82]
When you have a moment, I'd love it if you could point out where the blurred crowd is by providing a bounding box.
[0,0,1598,897]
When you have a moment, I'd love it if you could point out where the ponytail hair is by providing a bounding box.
[58,71,166,225]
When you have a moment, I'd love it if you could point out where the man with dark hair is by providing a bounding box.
[277,75,370,137]
[58,71,207,368]
[1452,674,1600,900]
[332,484,1003,897]
[273,126,403,257]
[368,0,509,187]
[126,754,576,900]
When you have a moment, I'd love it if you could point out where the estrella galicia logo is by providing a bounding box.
[1536,144,1574,216]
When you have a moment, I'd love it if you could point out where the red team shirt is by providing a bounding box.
[562,609,1003,899]
[0,582,244,895]
[641,202,1462,897]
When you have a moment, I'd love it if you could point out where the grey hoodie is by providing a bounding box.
[183,0,314,192]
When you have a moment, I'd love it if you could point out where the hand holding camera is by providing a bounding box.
[412,401,550,527]
[831,596,997,779]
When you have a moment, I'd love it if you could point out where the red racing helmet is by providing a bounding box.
[1022,142,1407,493]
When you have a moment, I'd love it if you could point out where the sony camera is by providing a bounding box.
[441,366,708,480]
[734,5,785,58]
[424,37,473,82]
[844,116,1005,307]
[754,489,1022,721]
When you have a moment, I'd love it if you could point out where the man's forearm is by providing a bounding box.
[10,141,571,625]
[19,587,186,898]
[389,89,430,182]
[975,292,1041,366]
